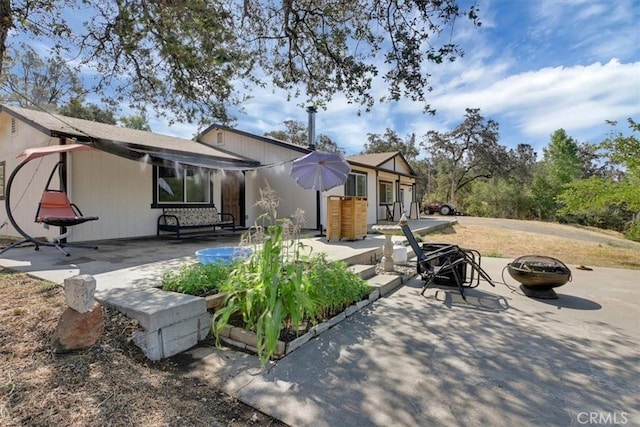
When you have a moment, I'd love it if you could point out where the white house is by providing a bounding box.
[198,125,420,228]
[0,104,418,244]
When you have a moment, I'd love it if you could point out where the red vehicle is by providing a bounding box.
[423,202,457,216]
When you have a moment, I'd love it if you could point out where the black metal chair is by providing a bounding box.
[400,223,495,301]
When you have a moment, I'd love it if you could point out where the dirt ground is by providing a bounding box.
[1,220,638,427]
[0,272,286,427]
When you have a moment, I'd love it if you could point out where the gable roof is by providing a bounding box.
[1,105,260,170]
[347,151,417,177]
[202,125,417,178]
[200,124,312,154]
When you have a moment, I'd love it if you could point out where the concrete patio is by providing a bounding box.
[1,218,638,426]
[181,258,639,426]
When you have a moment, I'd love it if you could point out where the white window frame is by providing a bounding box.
[379,181,393,205]
[345,172,367,197]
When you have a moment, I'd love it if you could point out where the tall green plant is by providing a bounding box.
[306,254,370,319]
[212,184,315,363]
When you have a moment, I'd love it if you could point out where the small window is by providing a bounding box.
[345,172,366,197]
[379,181,393,205]
[156,165,211,204]
[0,161,5,200]
[216,132,224,146]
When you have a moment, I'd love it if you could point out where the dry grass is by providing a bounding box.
[423,223,640,270]
[0,271,284,427]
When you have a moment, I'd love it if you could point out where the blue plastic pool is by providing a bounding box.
[195,247,253,265]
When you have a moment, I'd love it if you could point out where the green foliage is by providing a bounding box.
[363,128,420,162]
[119,114,151,131]
[555,120,639,237]
[264,120,343,153]
[623,217,640,242]
[1,0,480,125]
[58,98,117,124]
[0,43,83,109]
[212,219,315,364]
[212,185,314,363]
[541,129,584,183]
[530,129,597,220]
[464,178,536,219]
[162,262,234,296]
[601,118,640,173]
[212,185,371,364]
[421,108,503,205]
[306,254,371,320]
[315,134,345,154]
[264,120,308,145]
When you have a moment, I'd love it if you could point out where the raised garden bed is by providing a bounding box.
[210,288,381,359]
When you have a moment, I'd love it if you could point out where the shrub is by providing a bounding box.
[306,254,370,320]
[162,262,234,296]
[624,217,640,242]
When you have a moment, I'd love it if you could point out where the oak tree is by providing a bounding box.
[0,0,481,125]
[362,128,420,162]
[421,108,502,205]
[0,43,83,109]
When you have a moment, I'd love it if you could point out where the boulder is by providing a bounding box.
[52,304,104,353]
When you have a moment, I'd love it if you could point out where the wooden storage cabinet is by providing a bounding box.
[326,196,367,241]
[326,196,342,241]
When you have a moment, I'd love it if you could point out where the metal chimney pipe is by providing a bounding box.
[306,106,317,150]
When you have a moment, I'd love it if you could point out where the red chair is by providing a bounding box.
[36,190,98,227]
[1,157,99,257]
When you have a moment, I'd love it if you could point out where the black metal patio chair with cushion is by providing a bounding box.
[399,222,495,301]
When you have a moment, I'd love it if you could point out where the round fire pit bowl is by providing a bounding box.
[507,255,572,299]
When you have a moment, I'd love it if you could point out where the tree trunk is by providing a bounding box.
[449,176,457,205]
[0,0,11,76]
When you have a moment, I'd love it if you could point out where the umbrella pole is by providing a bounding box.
[316,190,324,237]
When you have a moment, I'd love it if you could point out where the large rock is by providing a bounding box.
[52,304,104,353]
[64,275,97,314]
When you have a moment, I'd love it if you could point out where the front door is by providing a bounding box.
[221,171,244,227]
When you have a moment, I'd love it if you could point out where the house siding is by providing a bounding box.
[201,130,318,229]
[0,111,161,243]
[0,113,63,241]
[69,150,157,242]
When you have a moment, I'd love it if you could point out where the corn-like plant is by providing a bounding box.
[212,183,372,364]
[213,183,315,363]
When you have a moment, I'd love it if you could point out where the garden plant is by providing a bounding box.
[212,185,371,363]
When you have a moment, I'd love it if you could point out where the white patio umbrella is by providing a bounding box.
[290,150,351,235]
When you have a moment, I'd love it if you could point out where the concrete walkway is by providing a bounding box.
[181,258,639,427]
[1,218,638,426]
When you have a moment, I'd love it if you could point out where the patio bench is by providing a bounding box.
[157,206,235,238]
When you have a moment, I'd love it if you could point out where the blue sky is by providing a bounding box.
[148,0,639,158]
[8,0,640,158]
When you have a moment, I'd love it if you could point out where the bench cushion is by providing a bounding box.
[162,207,222,227]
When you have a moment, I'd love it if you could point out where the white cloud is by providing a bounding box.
[430,59,639,141]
